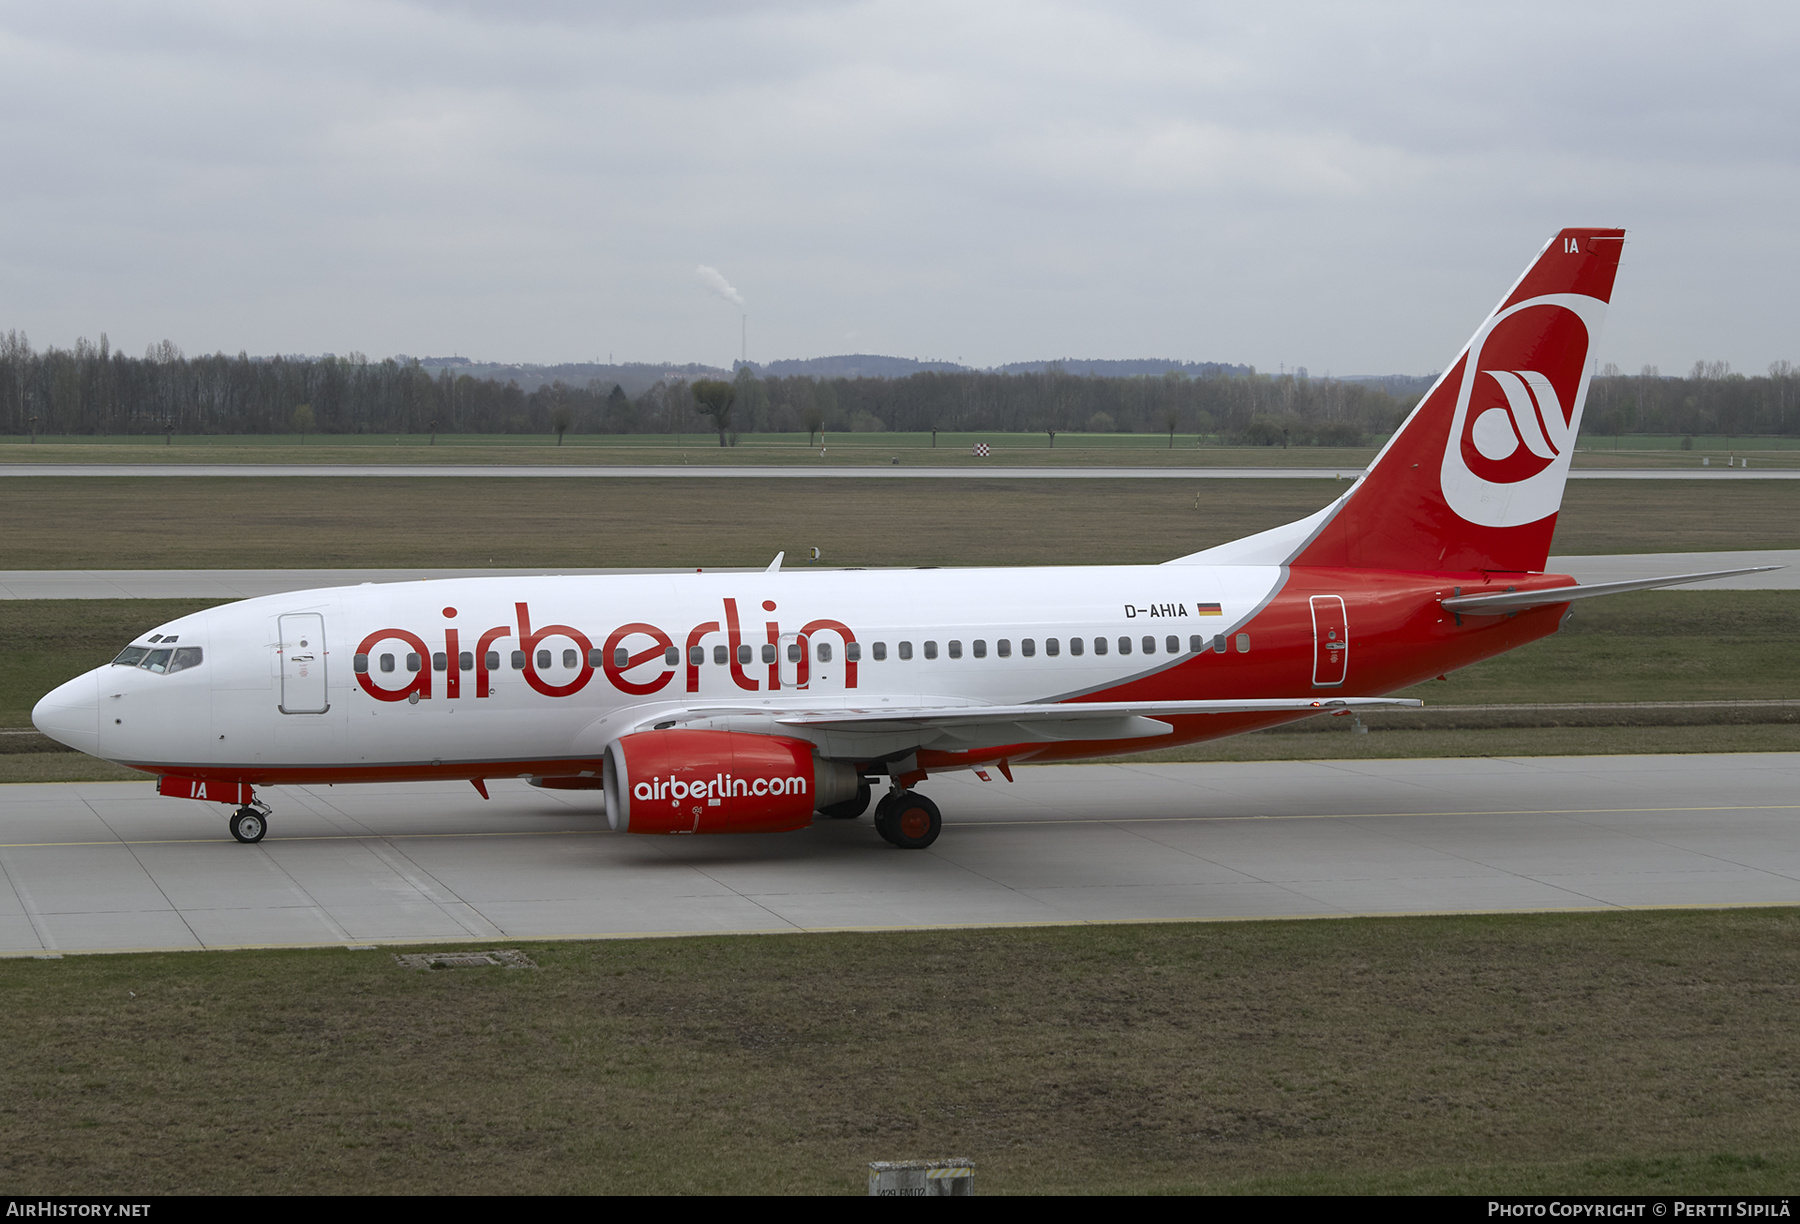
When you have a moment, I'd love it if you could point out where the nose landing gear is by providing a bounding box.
[874,788,941,849]
[229,801,271,844]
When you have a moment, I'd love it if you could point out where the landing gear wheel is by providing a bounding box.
[821,777,873,820]
[875,790,941,849]
[229,807,267,844]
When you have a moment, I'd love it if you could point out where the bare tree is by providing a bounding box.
[691,379,736,446]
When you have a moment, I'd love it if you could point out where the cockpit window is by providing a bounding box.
[113,644,203,674]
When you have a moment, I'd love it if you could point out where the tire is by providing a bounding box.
[230,808,267,844]
[880,791,941,850]
[821,777,873,820]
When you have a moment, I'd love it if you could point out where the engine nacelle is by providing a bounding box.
[602,729,859,834]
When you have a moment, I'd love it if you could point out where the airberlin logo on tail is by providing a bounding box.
[1439,292,1608,529]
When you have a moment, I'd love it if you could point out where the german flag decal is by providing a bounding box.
[1196,603,1223,616]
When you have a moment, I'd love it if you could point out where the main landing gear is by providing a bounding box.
[874,788,942,850]
[229,801,271,844]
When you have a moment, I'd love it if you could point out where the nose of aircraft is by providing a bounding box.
[32,670,101,757]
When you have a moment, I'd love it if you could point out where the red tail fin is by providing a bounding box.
[1291,228,1625,574]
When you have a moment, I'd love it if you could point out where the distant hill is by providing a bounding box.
[411,360,729,397]
[1338,373,1440,398]
[994,358,1253,378]
[754,354,968,379]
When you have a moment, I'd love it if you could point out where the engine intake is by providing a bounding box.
[602,729,858,834]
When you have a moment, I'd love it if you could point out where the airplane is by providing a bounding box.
[30,227,1772,850]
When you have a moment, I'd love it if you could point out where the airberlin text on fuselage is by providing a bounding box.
[633,773,809,803]
[352,598,858,703]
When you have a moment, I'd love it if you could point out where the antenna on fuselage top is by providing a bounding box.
[766,552,784,573]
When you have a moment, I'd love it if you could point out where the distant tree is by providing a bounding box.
[605,383,632,432]
[292,403,314,442]
[550,384,573,446]
[1164,406,1179,448]
[804,397,824,447]
[691,379,736,447]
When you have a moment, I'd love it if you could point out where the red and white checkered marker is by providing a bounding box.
[972,442,990,457]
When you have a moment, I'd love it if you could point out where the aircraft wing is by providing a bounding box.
[642,696,1421,753]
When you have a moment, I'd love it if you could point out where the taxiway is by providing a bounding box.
[2,753,1795,955]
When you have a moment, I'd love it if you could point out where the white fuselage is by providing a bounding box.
[45,563,1288,779]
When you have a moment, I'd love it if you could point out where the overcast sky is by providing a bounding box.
[2,1,1795,375]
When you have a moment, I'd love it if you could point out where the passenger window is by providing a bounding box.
[1069,637,1083,657]
[381,653,395,673]
[588,649,603,667]
[1118,637,1132,655]
[1166,636,1179,654]
[459,651,473,671]
[354,653,369,674]
[846,642,861,662]
[997,639,1011,658]
[538,649,552,669]
[897,641,912,660]
[971,640,986,659]
[560,649,575,668]
[112,647,150,667]
[714,645,728,665]
[1093,637,1107,656]
[1235,633,1251,653]
[762,643,776,664]
[433,652,447,671]
[1046,638,1059,657]
[1213,634,1226,654]
[690,646,705,666]
[924,641,939,660]
[1143,636,1155,655]
[787,643,802,663]
[738,644,752,664]
[818,642,833,662]
[873,642,888,661]
[485,652,499,671]
[511,650,526,670]
[1189,635,1203,653]
[611,648,626,668]
[168,647,203,674]
[665,646,681,666]
[406,653,421,672]
[948,640,962,659]
[1021,639,1034,657]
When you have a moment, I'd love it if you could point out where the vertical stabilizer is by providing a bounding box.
[1288,228,1625,574]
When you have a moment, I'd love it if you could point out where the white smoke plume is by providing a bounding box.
[695,264,745,307]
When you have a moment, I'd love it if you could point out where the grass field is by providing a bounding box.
[2,910,1795,1194]
[0,475,1795,571]
[3,431,1797,467]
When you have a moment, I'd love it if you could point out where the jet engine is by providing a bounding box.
[602,729,859,834]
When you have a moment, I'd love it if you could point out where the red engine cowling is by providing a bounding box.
[602,729,859,834]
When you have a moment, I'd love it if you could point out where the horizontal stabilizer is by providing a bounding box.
[1439,566,1782,614]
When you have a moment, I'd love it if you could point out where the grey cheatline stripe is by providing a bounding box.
[1,464,1797,480]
